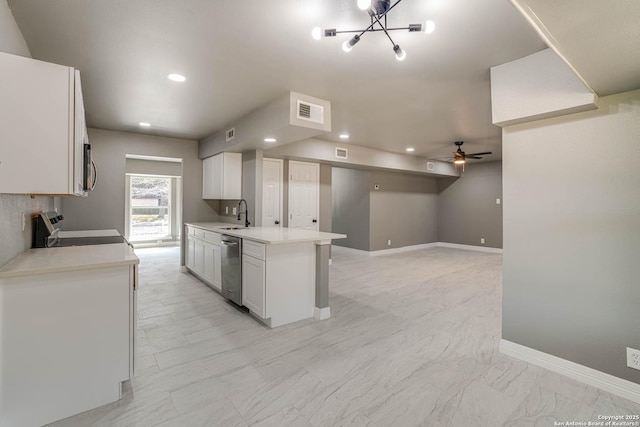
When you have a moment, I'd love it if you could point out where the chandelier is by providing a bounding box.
[312,0,435,61]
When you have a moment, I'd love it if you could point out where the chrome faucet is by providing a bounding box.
[237,199,250,228]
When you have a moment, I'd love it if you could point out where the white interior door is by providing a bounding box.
[262,158,283,227]
[288,161,319,231]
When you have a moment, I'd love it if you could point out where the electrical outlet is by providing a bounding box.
[232,207,237,215]
[496,198,501,205]
[387,239,391,246]
[627,347,640,370]
[480,237,485,244]
[225,206,229,214]
[21,212,26,231]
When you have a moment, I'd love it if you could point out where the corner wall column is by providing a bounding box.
[314,241,331,320]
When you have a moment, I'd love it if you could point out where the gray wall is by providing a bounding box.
[62,129,218,262]
[241,150,263,227]
[319,164,332,233]
[0,0,55,267]
[438,161,503,248]
[369,171,439,251]
[331,168,371,251]
[502,89,640,384]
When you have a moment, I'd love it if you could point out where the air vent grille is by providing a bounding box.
[299,103,310,119]
[226,128,235,141]
[427,162,435,171]
[335,148,348,159]
[297,100,324,124]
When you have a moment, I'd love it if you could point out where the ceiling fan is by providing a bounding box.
[430,141,492,167]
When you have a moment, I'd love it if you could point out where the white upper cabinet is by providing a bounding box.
[0,52,89,196]
[202,152,242,200]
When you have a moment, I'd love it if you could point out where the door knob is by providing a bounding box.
[312,219,317,223]
[275,220,280,225]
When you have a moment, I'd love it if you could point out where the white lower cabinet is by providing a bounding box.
[212,244,222,291]
[186,236,196,271]
[194,240,205,274]
[185,225,222,292]
[0,263,137,427]
[242,254,266,318]
[240,239,315,327]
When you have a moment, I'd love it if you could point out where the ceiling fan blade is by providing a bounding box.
[466,151,492,156]
[467,156,484,159]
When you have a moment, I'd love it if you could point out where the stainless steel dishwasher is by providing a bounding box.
[221,235,242,305]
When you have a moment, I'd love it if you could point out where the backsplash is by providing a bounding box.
[0,194,55,266]
[205,199,245,225]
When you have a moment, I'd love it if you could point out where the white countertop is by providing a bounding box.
[58,229,122,238]
[0,243,139,279]
[186,222,346,245]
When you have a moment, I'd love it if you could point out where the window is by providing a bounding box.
[128,175,172,242]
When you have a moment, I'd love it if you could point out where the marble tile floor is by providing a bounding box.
[48,245,640,427]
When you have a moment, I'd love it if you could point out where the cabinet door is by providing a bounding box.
[242,255,266,318]
[222,153,242,199]
[202,154,223,199]
[186,237,196,270]
[194,240,205,275]
[203,243,214,285]
[0,52,74,195]
[212,245,222,291]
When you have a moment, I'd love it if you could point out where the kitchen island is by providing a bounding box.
[184,222,345,327]
[0,242,139,427]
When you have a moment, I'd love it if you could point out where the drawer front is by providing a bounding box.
[204,230,221,245]
[243,239,266,260]
[194,228,205,240]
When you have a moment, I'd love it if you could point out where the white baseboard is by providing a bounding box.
[331,245,370,255]
[370,242,440,257]
[179,266,187,273]
[314,306,331,320]
[436,242,503,254]
[500,339,640,404]
[333,242,503,256]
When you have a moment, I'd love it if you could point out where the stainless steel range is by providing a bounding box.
[33,211,127,248]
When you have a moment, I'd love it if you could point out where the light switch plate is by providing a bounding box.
[225,206,229,214]
[496,198,501,205]
[232,207,237,215]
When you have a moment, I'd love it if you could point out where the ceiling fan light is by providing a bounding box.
[357,0,371,10]
[311,27,322,40]
[454,158,466,165]
[424,20,436,34]
[408,24,422,32]
[393,44,406,61]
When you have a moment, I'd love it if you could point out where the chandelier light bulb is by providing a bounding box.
[311,26,322,40]
[342,35,360,52]
[393,45,406,61]
[357,0,371,10]
[424,20,436,34]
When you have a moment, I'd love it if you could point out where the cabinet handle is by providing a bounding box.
[312,219,317,223]
[275,220,280,225]
[222,241,238,246]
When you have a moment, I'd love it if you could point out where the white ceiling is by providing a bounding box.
[511,0,640,97]
[8,0,546,159]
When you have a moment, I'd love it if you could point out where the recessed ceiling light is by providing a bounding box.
[167,73,186,82]
[139,122,151,127]
[424,20,436,34]
[405,147,415,152]
[339,134,349,139]
[264,137,277,143]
